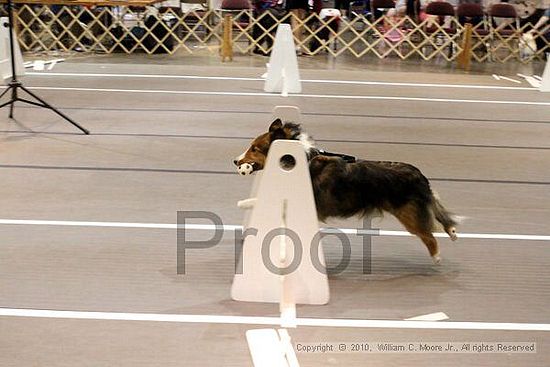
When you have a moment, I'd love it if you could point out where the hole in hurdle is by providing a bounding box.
[279,154,296,171]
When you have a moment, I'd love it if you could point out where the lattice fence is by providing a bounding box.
[11,4,550,63]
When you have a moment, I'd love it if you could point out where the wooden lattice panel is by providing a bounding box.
[11,5,550,63]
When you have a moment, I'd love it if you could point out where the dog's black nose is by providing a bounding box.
[233,160,238,166]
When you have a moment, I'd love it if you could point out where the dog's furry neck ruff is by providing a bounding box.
[284,123,318,159]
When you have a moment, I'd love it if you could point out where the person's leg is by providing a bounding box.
[290,8,306,50]
[264,9,278,50]
[252,10,270,55]
[537,32,549,59]
[341,0,349,18]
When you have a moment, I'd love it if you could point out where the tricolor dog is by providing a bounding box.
[234,119,459,264]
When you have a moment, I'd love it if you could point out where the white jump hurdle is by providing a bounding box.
[264,24,302,97]
[232,105,329,306]
[231,138,330,306]
[235,106,324,367]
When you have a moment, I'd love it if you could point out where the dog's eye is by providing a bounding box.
[251,146,258,153]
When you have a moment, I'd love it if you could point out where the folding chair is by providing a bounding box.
[221,0,252,27]
[221,0,253,10]
[456,3,485,29]
[221,0,252,48]
[423,1,456,57]
[425,1,455,32]
[456,3,489,59]
[488,3,520,61]
[489,3,519,31]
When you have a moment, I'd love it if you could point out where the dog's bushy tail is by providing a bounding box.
[431,191,459,241]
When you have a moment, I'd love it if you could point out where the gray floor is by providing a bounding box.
[0,62,549,366]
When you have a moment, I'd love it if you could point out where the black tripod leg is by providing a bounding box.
[19,86,90,135]
[0,85,15,109]
[0,100,13,109]
[0,86,11,100]
[17,97,48,108]
[9,87,16,118]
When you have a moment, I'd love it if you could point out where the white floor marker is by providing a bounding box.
[32,60,45,71]
[23,58,65,70]
[517,73,541,88]
[498,76,521,84]
[405,312,450,321]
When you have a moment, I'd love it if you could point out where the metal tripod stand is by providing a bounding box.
[0,0,89,134]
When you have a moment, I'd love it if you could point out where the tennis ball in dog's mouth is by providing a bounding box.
[237,163,253,175]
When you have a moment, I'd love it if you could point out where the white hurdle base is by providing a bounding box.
[231,139,330,305]
[246,329,300,367]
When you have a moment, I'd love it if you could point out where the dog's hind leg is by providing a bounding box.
[418,234,441,264]
[431,194,458,241]
[392,202,441,264]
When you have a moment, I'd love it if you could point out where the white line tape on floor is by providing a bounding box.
[405,312,450,321]
[0,219,548,241]
[26,72,537,91]
[24,86,550,106]
[0,308,548,331]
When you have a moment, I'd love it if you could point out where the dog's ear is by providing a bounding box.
[269,119,283,132]
[269,119,285,140]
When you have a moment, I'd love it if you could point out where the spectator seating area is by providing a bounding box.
[2,0,549,62]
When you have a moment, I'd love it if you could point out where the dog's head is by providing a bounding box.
[233,119,303,175]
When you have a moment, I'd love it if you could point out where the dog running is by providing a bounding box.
[234,119,458,263]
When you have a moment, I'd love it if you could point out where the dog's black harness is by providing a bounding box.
[287,129,356,163]
[309,148,356,163]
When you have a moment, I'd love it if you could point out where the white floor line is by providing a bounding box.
[0,308,548,331]
[26,72,537,91]
[22,86,550,106]
[0,219,549,241]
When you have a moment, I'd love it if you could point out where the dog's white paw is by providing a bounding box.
[432,254,441,265]
[237,163,254,176]
[448,227,458,241]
